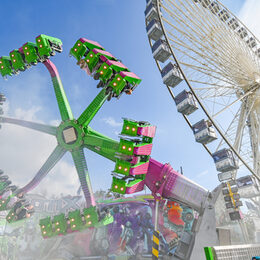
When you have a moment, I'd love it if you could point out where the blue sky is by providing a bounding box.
[0,0,256,197]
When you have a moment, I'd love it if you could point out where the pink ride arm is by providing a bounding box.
[146,158,209,212]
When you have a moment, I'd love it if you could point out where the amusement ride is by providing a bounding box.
[0,0,260,259]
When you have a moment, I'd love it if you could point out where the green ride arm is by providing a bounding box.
[84,127,119,162]
[71,148,96,207]
[0,116,57,136]
[77,88,108,128]
[43,59,74,121]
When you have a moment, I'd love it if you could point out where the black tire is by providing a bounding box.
[93,73,100,80]
[97,81,104,88]
[107,92,113,101]
[105,87,112,95]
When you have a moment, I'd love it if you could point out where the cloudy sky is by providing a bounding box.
[0,0,258,198]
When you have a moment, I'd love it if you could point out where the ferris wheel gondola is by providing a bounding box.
[145,0,260,188]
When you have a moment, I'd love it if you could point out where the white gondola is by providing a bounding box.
[161,62,183,87]
[152,39,171,63]
[218,9,230,22]
[145,3,158,23]
[238,27,248,39]
[146,19,163,41]
[212,148,238,172]
[229,211,242,221]
[175,90,198,115]
[227,18,239,30]
[217,171,234,182]
[237,175,254,188]
[236,175,260,198]
[0,93,6,102]
[246,37,257,48]
[146,0,157,5]
[199,0,211,8]
[192,119,217,144]
[208,2,220,15]
[256,48,260,58]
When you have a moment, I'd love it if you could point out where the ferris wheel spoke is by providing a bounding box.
[150,0,260,180]
[164,28,252,83]
[163,16,245,77]
[212,89,258,119]
[248,111,260,176]
[163,0,260,82]
[17,145,66,195]
[170,35,253,83]
[163,0,256,74]
[179,59,239,86]
[233,101,248,154]
[0,116,57,136]
[216,107,241,151]
[71,148,95,207]
[178,0,258,68]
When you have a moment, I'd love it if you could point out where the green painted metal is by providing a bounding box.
[71,148,95,206]
[84,49,116,73]
[56,120,84,150]
[0,35,144,235]
[53,213,67,235]
[114,159,132,175]
[83,206,99,227]
[204,247,215,260]
[68,209,84,231]
[111,177,144,194]
[40,217,54,238]
[70,39,104,61]
[77,88,108,127]
[84,50,100,72]
[0,196,10,211]
[121,119,139,136]
[111,177,127,194]
[36,34,62,58]
[96,61,128,83]
[108,73,127,96]
[22,42,39,64]
[70,40,88,61]
[51,76,74,121]
[0,56,13,76]
[95,214,114,228]
[9,49,26,71]
[0,181,9,194]
[84,127,119,162]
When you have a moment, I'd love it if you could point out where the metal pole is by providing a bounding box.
[152,199,160,260]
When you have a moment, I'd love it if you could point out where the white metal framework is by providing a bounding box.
[146,0,260,183]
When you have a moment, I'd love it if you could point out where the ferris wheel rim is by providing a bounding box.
[150,0,260,181]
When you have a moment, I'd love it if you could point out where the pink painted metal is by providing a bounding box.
[43,59,59,78]
[126,180,145,194]
[133,143,153,155]
[79,38,104,49]
[129,162,149,175]
[137,126,156,138]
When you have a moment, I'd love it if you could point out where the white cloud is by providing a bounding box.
[102,116,123,128]
[14,106,42,122]
[49,119,60,127]
[0,105,78,198]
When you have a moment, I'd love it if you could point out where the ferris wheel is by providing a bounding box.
[145,0,260,190]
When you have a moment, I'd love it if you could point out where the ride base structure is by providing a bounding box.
[0,34,219,260]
